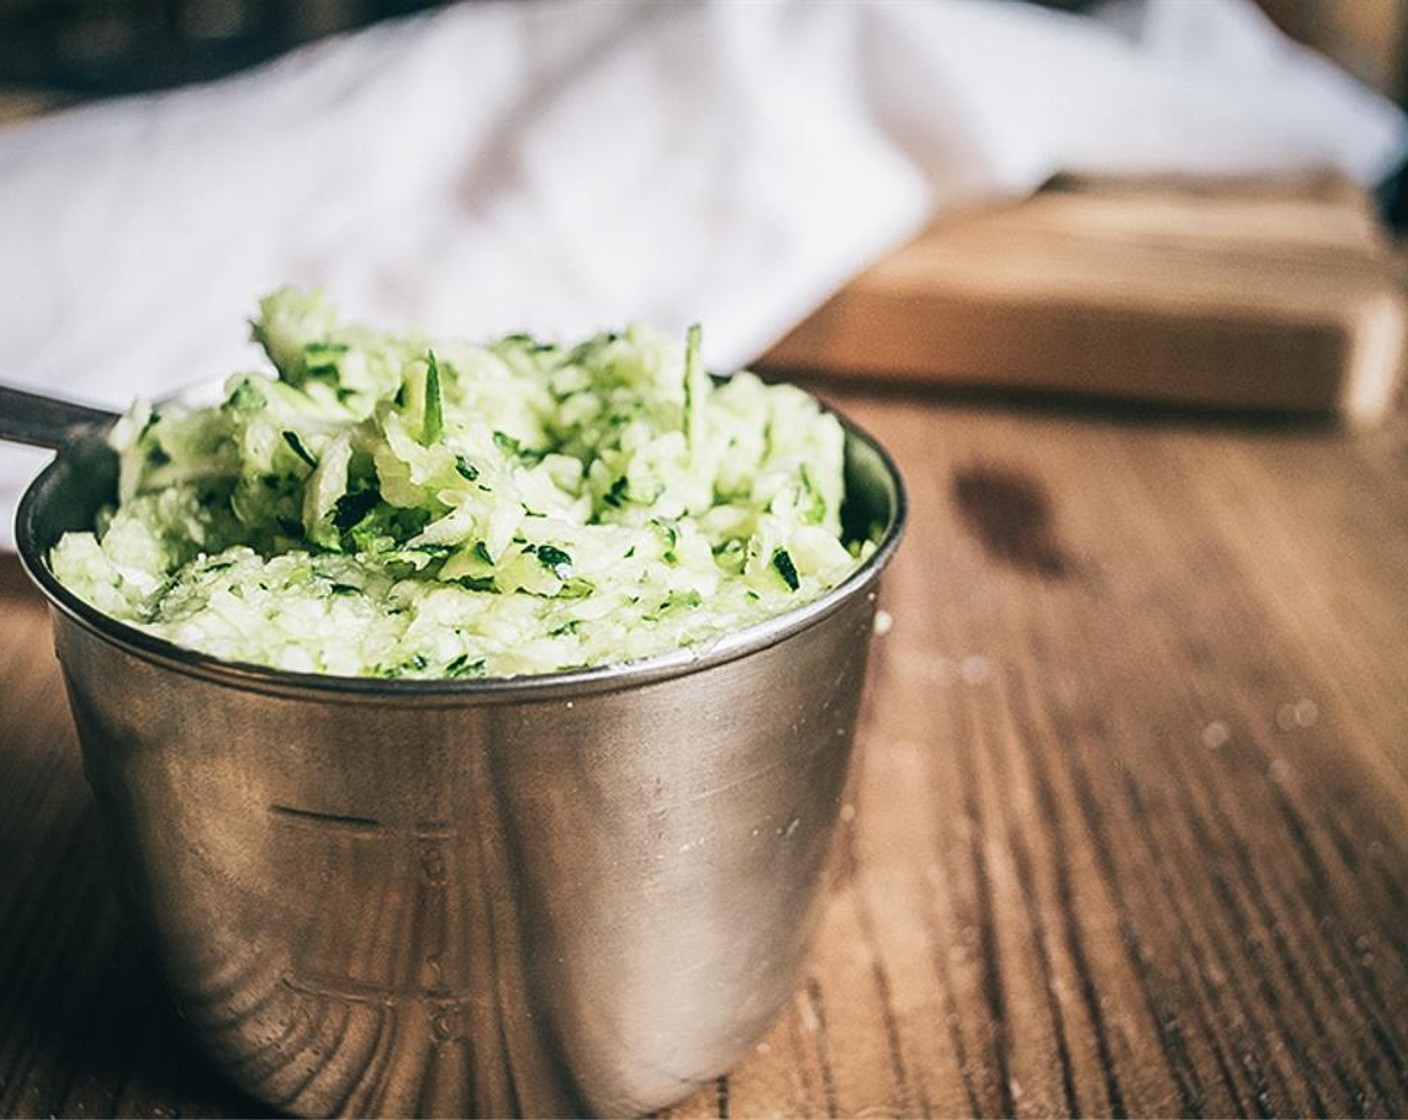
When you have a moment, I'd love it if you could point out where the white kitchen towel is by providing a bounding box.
[2,0,1405,547]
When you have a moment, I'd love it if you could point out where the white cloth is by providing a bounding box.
[2,0,1405,547]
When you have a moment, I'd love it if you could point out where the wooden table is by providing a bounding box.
[3,384,1407,1117]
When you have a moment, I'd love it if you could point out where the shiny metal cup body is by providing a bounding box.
[16,420,905,1118]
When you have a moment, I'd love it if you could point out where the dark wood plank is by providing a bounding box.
[672,390,1408,1118]
[3,388,1408,1118]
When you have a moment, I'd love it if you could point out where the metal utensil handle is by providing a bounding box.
[0,384,121,451]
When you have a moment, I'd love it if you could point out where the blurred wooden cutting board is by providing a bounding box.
[761,176,1407,424]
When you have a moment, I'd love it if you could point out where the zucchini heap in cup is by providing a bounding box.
[51,289,870,678]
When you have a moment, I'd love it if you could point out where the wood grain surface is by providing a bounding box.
[3,387,1407,1118]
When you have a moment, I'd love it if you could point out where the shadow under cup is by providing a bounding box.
[16,417,905,1118]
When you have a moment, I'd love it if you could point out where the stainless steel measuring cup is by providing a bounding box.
[4,382,905,1118]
